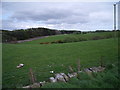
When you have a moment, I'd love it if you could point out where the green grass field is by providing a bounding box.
[21,32,114,44]
[2,32,119,88]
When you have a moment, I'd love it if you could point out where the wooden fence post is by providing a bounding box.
[77,60,81,72]
[29,68,36,84]
[100,56,104,67]
[69,66,74,73]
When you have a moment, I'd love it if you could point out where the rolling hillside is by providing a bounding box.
[2,32,119,88]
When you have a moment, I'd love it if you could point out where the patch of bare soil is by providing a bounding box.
[17,36,49,43]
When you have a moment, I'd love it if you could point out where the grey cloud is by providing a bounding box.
[1,2,114,30]
[8,2,89,24]
[10,8,89,25]
[10,9,71,21]
[44,16,89,24]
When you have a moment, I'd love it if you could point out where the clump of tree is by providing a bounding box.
[60,30,81,34]
[2,28,118,43]
[2,27,81,43]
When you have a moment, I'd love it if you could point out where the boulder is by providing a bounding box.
[60,73,69,82]
[49,77,57,83]
[39,81,46,86]
[97,66,105,72]
[23,85,30,88]
[30,83,41,88]
[67,72,77,78]
[83,68,93,73]
[23,83,40,88]
[55,73,66,82]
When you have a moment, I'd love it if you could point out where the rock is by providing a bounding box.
[84,68,93,73]
[39,81,46,86]
[91,67,99,72]
[60,73,69,82]
[68,73,73,78]
[30,83,40,88]
[23,85,31,88]
[55,73,66,82]
[49,77,57,83]
[72,72,78,77]
[23,65,105,88]
[84,66,105,73]
[23,83,40,88]
[90,66,105,72]
[97,66,105,72]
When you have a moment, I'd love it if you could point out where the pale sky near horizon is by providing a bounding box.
[1,1,120,31]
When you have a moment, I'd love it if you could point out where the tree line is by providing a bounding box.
[2,27,81,43]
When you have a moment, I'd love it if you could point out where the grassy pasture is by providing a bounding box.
[2,32,118,88]
[21,32,115,44]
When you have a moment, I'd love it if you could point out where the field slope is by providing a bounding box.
[2,33,118,88]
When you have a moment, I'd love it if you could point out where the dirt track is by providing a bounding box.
[17,36,49,43]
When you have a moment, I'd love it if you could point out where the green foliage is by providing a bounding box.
[61,32,116,43]
[77,72,91,80]
[2,28,81,43]
[106,64,114,70]
[42,82,78,88]
[2,28,57,43]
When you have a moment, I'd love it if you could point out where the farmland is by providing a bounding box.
[2,32,119,88]
[21,32,115,44]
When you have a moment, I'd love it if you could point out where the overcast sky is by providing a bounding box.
[1,2,118,31]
